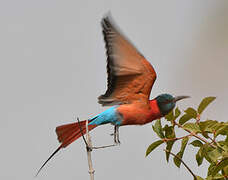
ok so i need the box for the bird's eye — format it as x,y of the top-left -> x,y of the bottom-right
162,99 -> 172,104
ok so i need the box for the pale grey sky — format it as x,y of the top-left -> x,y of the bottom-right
0,0 -> 228,180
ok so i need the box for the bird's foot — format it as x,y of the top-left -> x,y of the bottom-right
114,137 -> 121,145
114,142 -> 121,146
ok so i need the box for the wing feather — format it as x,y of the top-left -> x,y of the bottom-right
98,14 -> 156,106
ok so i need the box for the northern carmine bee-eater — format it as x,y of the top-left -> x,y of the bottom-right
36,14 -> 189,175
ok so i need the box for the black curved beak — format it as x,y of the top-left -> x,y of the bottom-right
173,96 -> 190,102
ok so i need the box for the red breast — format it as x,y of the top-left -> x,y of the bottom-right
118,99 -> 162,126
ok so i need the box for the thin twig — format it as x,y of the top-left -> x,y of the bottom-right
92,144 -> 116,149
196,114 -> 200,124
76,117 -> 89,148
208,135 -> 216,144
163,134 -> 193,142
77,117 -> 94,179
164,149 -> 197,180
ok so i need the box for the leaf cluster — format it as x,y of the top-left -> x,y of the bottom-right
146,97 -> 228,180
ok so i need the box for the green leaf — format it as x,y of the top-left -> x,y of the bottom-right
179,114 -> 193,125
178,107 -> 197,125
164,125 -> 175,138
217,141 -> 228,147
165,110 -> 174,121
225,135 -> 228,144
163,125 -> 176,162
152,119 -> 165,138
185,107 -> 198,119
207,174 -> 225,180
198,97 -> 216,114
208,162 -> 216,176
165,141 -> 175,162
183,123 -> 201,133
200,121 -> 224,136
201,144 -> 215,163
202,131 -> 210,138
213,123 -> 227,133
173,152 -> 182,168
211,157 -> 228,176
212,174 -> 225,180
174,107 -> 181,120
173,137 -> 189,167
196,147 -> 204,166
190,140 -> 203,147
146,140 -> 164,156
196,176 -> 204,180
207,148 -> 223,163
222,163 -> 228,176
216,144 -> 226,153
215,124 -> 228,137
180,137 -> 189,152
199,120 -> 218,133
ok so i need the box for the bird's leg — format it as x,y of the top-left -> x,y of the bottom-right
114,125 -> 121,145
90,126 -> 121,149
116,126 -> 121,144
114,126 -> 117,143
91,127 -> 119,149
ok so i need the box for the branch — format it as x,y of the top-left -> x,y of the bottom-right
174,121 -> 216,148
76,117 -> 90,149
77,117 -> 94,180
86,120 -> 95,180
164,149 -> 197,180
163,134 -> 192,142
196,114 -> 200,124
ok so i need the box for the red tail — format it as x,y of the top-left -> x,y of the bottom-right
36,120 -> 97,176
56,120 -> 97,148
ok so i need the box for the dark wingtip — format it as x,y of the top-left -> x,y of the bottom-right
101,12 -> 114,32
102,11 -> 112,23
35,146 -> 62,177
101,12 -> 121,34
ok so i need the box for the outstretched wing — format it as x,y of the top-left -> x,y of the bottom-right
98,14 -> 157,106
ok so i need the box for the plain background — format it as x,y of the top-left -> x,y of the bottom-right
0,0 -> 228,179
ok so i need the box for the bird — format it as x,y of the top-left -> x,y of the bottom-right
36,14 -> 189,176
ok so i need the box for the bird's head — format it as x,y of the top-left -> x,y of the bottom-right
156,94 -> 190,116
